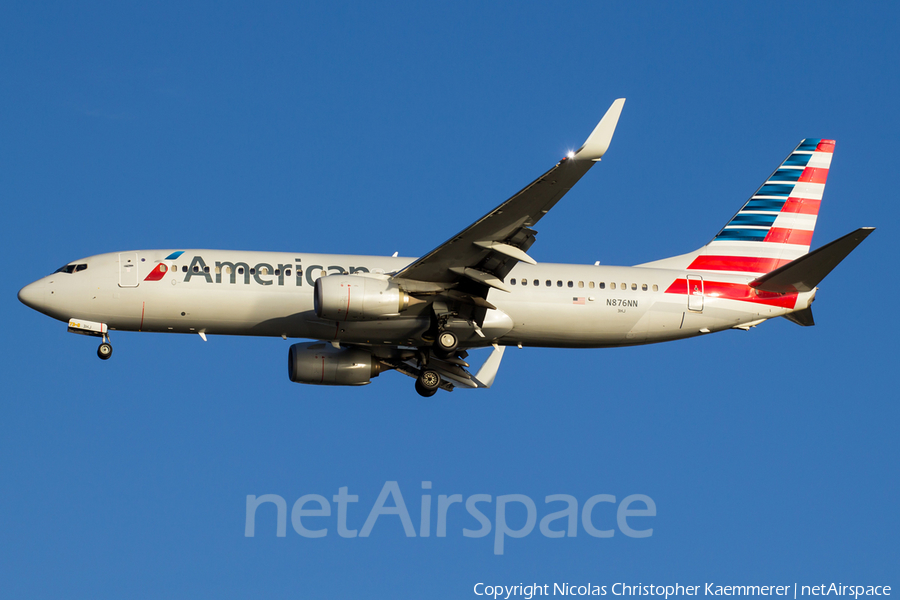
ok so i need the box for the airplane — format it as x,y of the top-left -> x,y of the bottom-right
18,99 -> 874,397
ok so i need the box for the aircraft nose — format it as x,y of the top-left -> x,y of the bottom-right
18,280 -> 46,311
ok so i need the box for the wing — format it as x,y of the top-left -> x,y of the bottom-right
392,99 -> 625,298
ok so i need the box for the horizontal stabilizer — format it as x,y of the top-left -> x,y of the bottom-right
782,307 -> 815,327
750,227 -> 875,294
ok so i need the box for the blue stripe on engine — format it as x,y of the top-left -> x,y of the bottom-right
715,229 -> 769,241
743,198 -> 787,211
796,139 -> 821,151
728,213 -> 779,227
782,153 -> 812,167
769,168 -> 803,182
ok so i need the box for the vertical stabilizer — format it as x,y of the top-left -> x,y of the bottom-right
687,139 -> 834,276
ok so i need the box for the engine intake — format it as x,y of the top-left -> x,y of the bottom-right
288,342 -> 382,386
314,275 -> 411,321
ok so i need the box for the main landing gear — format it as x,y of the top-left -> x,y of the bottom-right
416,302 -> 461,396
415,369 -> 441,398
97,334 -> 113,360
435,330 -> 458,354
415,328 -> 457,397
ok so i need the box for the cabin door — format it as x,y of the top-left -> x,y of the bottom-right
119,253 -> 139,288
687,275 -> 703,312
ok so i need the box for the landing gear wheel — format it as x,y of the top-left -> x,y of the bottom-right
435,330 -> 458,354
415,379 -> 438,397
415,369 -> 441,397
97,342 -> 113,360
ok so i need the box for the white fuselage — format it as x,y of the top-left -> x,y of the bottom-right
19,249 -> 812,349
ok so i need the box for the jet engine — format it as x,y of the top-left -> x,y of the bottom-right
288,342 -> 382,386
314,275 -> 411,321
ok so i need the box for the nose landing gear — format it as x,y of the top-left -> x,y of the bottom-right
97,333 -> 113,360
67,319 -> 113,361
97,342 -> 113,360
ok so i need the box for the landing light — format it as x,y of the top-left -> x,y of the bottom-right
566,151 -> 575,159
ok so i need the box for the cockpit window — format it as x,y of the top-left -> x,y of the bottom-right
54,263 -> 88,274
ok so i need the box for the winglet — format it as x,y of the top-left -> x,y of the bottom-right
472,345 -> 506,388
574,98 -> 626,161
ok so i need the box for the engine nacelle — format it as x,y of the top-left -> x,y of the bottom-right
314,275 -> 411,321
288,342 -> 382,386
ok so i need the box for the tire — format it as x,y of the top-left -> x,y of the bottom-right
416,369 -> 441,396
415,378 -> 439,397
97,343 -> 113,360
435,330 -> 458,353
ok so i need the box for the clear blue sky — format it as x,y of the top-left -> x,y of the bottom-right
2,2 -> 897,598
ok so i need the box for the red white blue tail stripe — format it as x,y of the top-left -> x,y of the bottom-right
687,139 -> 834,275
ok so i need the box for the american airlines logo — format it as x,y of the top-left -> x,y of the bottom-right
174,255 -> 374,287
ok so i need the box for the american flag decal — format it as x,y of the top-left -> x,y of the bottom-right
573,297 -> 585,305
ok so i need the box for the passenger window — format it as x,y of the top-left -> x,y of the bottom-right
286,269 -> 292,277
182,266 -> 188,272
224,266 -> 232,274
557,280 -> 563,287
621,283 -> 626,290
642,284 -> 648,291
521,278 -> 527,286
610,282 -> 616,290
192,266 -> 199,273
238,267 -> 244,274
250,268 -> 256,275
274,269 -> 280,276
588,281 -> 595,289
599,282 -> 605,289
652,284 -> 658,292
546,280 -> 551,287
534,279 -> 539,286
204,266 -> 210,273
631,283 -> 637,290
567,281 -> 573,288
511,278 -> 517,285
578,281 -> 584,288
